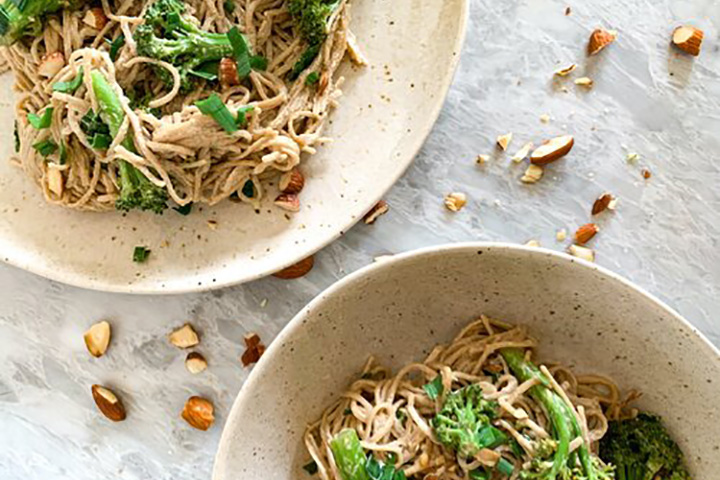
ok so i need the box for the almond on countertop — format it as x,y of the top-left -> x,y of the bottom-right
185,352 -> 208,374
91,385 -> 126,422
241,332 -> 266,367
672,26 -> 704,56
364,200 -> 389,224
568,244 -> 595,262
587,28 -> 617,56
444,192 -> 467,212
511,142 -> 534,163
554,64 -> 577,77
524,239 -> 541,248
591,192 -> 614,215
84,320 -> 111,358
273,255 -> 314,279
279,169 -> 305,194
575,223 -> 599,245
521,164 -> 544,184
556,229 -> 567,242
530,135 -> 574,165
496,133 -> 513,151
169,323 -> 200,349
476,154 -> 490,164
574,77 -> 594,88
181,396 -> 215,431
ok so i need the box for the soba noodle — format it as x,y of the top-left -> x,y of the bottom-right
305,316 -> 638,480
1,0 -> 360,211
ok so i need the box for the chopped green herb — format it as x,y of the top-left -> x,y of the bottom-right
33,139 -> 58,157
235,105 -> 254,128
223,0 -> 236,14
227,26 -> 251,80
469,469 -> 490,480
509,439 -> 524,458
241,179 -> 254,197
108,35 -> 125,62
290,43 -> 320,80
13,121 -> 19,152
133,246 -> 151,263
422,375 -> 444,400
496,457 -> 514,476
302,461 -> 318,475
195,93 -> 238,133
305,71 -> 320,86
189,60 -> 220,81
365,454 -> 406,480
52,68 -> 84,93
59,141 -> 67,165
27,107 -> 53,129
90,133 -> 112,150
173,203 -> 193,215
249,54 -> 268,71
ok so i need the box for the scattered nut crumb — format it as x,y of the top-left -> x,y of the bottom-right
206,220 -> 218,230
511,142 -> 534,163
364,200 -> 389,224
496,133 -> 513,151
181,396 -> 215,431
160,239 -> 170,248
574,77 -> 594,88
525,239 -> 541,248
588,28 -> 617,56
91,385 -> 126,422
444,192 -> 467,212
556,229 -> 567,242
84,321 -> 111,358
521,164 -> 544,184
591,192 -> 614,215
530,135 -> 574,165
565,6 -> 572,15
575,223 -> 600,245
568,244 -> 595,262
642,168 -> 652,179
241,332 -> 266,367
185,352 -> 208,374
539,114 -> 551,124
626,152 -> 639,163
169,324 -> 200,349
555,64 -> 577,77
476,154 -> 490,164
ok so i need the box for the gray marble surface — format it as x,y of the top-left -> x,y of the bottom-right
1,0 -> 719,478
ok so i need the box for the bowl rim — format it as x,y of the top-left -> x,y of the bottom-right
212,241 -> 720,478
0,0 -> 471,295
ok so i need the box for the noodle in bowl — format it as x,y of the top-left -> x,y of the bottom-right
1,0 -> 357,211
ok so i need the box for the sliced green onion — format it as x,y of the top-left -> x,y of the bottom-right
305,71 -> 320,86
235,105 -> 254,128
290,44 -> 321,80
302,461 -> 318,475
190,61 -> 220,81
250,54 -> 268,71
27,107 -> 53,129
90,133 -> 112,150
476,425 -> 508,449
227,27 -> 251,79
133,246 -> 151,263
107,34 -> 125,62
469,469 -> 490,480
59,141 -> 67,165
33,139 -> 58,157
52,68 -> 84,93
173,203 -> 193,215
496,457 -> 514,476
195,93 -> 238,133
422,375 -> 444,400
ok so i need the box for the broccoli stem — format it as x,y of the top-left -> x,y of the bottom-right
329,429 -> 370,480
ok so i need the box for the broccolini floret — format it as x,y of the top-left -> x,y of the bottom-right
287,0 -> 341,79
0,0 -> 84,46
134,0 -> 234,91
599,413 -> 691,480
431,384 -> 504,458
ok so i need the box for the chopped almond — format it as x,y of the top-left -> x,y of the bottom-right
591,192 -> 614,215
588,28 -> 617,56
672,26 -> 703,56
575,223 -> 599,245
574,77 -> 594,88
169,324 -> 200,349
555,64 -> 577,77
364,200 -> 389,224
444,192 -> 467,212
530,135 -> 574,165
38,52 -> 65,78
496,133 -> 513,151
568,244 -> 595,262
181,396 -> 215,431
521,164 -> 544,184
273,256 -> 314,279
511,142 -> 534,163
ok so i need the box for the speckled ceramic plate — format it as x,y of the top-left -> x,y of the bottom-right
0,0 -> 468,293
213,243 -> 720,480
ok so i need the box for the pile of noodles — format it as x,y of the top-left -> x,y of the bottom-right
305,316 -> 640,480
0,0 -> 362,211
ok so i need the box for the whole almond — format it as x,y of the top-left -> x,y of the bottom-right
273,255 -> 314,279
279,169 -> 305,194
575,223 -> 599,245
181,396 -> 215,431
588,28 -> 617,55
91,385 -> 126,422
530,135 -> 574,165
84,320 -> 111,358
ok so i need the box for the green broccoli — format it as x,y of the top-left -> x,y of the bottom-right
0,0 -> 86,46
501,348 -> 613,480
599,413 -> 691,480
287,0 -> 341,79
431,384 -> 505,458
134,0 -> 235,90
90,70 -> 167,214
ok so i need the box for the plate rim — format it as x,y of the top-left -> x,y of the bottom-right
211,240 -> 720,479
0,0 -> 471,295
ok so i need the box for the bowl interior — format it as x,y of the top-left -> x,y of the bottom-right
213,243 -> 720,479
0,0 -> 467,293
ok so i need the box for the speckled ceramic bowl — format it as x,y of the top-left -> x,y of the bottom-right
0,0 -> 468,293
213,242 -> 720,479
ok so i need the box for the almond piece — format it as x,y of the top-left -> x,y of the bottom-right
476,154 -> 490,164
574,77 -> 594,88
83,7 -> 108,30
241,343 -> 266,367
591,192 -> 613,215
274,193 -> 300,212
84,320 -> 111,358
496,133 -> 513,151
279,169 -> 305,194
556,229 -> 567,242
185,352 -> 208,374
169,323 -> 200,349
672,26 -> 703,56
364,200 -> 389,224
47,167 -> 64,197
218,57 -> 239,86
475,448 -> 501,467
575,223 -> 599,245
244,332 -> 262,348
91,385 -> 126,422
511,142 -> 534,163
641,168 -> 652,180
539,114 -> 551,124
181,396 -> 214,431
530,135 -> 574,165
568,244 -> 595,262
588,28 -> 617,55
525,239 -> 541,248
444,192 -> 467,212
273,255 -> 314,279
38,52 -> 65,78
554,64 -> 577,77
521,164 -> 544,184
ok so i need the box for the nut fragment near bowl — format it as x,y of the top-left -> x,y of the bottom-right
213,243 -> 720,480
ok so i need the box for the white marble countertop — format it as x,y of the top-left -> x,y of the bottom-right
1,0 -> 719,478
